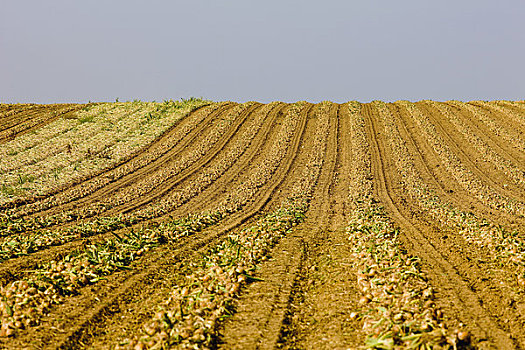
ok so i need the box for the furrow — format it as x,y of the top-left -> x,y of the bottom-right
415,101 -> 525,217
1,103 -> 312,349
0,103 -> 288,286
391,101 -> 523,226
103,103 -> 265,216
363,102 -> 518,349
440,101 -> 525,193
0,105 -> 81,144
0,102 -> 222,214
218,103 -> 338,349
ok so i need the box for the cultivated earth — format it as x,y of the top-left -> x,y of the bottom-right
0,99 -> 524,349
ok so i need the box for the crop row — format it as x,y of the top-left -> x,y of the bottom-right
409,101 -> 525,216
0,210 -> 225,338
0,102 -> 312,341
0,105 -> 79,142
347,101 -> 372,203
346,103 -> 470,348
375,101 -> 525,291
0,103 -> 303,266
347,201 -> 469,349
116,102 -> 331,349
4,100 -> 221,219
1,101 -> 245,233
0,100 -> 211,207
118,201 -> 307,349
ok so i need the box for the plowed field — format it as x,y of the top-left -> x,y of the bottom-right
1,100 -> 524,349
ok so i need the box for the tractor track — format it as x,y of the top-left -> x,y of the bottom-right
28,103 -> 241,220
0,103 -> 313,349
363,102 -> 520,349
0,102 -> 222,213
390,102 -> 525,227
278,103 -> 364,349
0,103 -> 288,287
218,103 -> 343,349
416,101 -> 525,207
3,100 -> 525,349
457,102 -> 525,165
281,103 -> 365,349
0,105 -> 81,144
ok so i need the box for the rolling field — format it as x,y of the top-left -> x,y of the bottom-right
0,99 -> 524,349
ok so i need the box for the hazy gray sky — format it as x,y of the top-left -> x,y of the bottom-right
1,1 -> 524,103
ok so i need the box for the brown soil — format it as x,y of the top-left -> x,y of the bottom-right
0,102 -> 219,212
1,101 -> 524,349
5,103 -> 232,216
417,101 -> 525,204
0,104 -> 82,143
363,102 -> 523,349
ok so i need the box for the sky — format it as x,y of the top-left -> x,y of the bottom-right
1,0 -> 524,103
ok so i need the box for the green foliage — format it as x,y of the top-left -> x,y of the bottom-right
0,184 -> 24,197
78,114 -> 95,123
52,167 -> 62,181
17,174 -> 35,185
